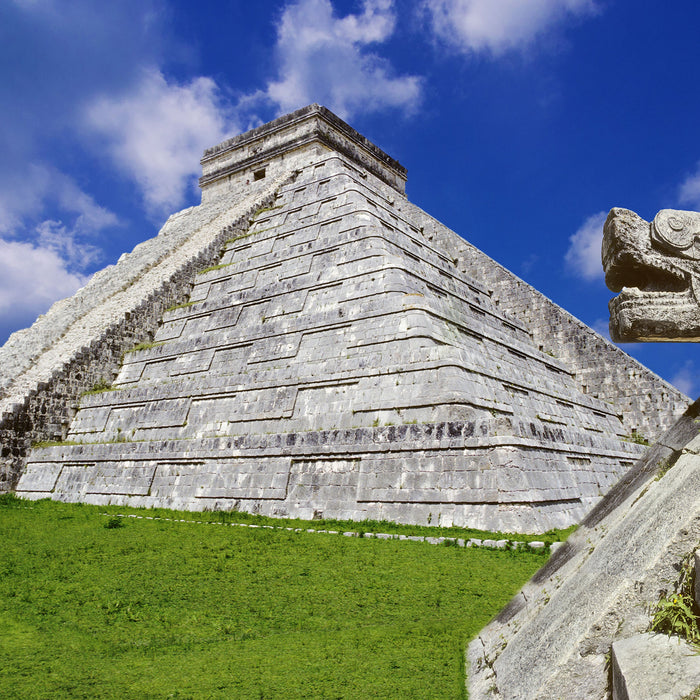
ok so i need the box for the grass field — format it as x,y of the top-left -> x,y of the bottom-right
0,495 -> 554,699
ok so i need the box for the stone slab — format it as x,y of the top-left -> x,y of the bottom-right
612,633 -> 700,700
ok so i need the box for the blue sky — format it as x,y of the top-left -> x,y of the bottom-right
1,0 -> 699,396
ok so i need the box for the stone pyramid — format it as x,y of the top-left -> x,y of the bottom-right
5,105 -> 688,532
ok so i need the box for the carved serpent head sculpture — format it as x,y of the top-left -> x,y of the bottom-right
603,207 -> 700,341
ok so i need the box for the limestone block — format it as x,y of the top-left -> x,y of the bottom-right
612,633 -> 700,700
16,462 -> 62,492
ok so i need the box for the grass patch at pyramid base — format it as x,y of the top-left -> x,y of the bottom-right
0,496 -> 549,699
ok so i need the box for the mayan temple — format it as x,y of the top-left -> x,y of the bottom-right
0,105 -> 689,533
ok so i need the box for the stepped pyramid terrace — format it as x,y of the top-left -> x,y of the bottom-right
1,105 -> 689,533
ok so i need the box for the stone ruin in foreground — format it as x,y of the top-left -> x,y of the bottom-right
0,105 -> 689,533
468,206 -> 700,698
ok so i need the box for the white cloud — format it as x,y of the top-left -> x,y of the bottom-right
0,164 -> 118,238
0,164 -> 116,335
0,163 -> 117,277
670,360 -> 696,397
53,176 -> 119,235
564,211 -> 607,281
423,0 -> 598,55
85,68 -> 232,215
35,220 -> 102,270
591,318 -> 611,340
679,165 -> 700,209
0,164 -> 52,235
0,238 -> 87,320
263,0 -> 422,119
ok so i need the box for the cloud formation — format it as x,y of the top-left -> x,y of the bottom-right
85,69 -> 232,215
423,0 -> 598,55
679,165 -> 700,209
262,0 -> 422,119
0,0 -> 168,336
0,162 -> 118,337
670,360 -> 696,397
0,238 -> 88,327
564,211 -> 607,281
0,164 -> 117,253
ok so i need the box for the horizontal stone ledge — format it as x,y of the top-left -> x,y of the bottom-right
357,496 -> 583,506
28,436 -> 640,461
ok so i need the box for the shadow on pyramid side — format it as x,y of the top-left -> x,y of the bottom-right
11,105 -> 688,533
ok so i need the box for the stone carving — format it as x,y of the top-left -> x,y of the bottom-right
603,206 -> 700,341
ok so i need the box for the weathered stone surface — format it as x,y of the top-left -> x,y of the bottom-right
0,171 -> 296,491
604,206 -> 700,341
467,398 -> 700,698
4,105 -> 689,532
612,633 -> 700,700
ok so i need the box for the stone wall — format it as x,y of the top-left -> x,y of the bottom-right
405,205 -> 689,441
1,104 -> 690,531
16,152 -> 649,532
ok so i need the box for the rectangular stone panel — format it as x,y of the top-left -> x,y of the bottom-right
139,359 -> 173,382
193,457 -> 291,499
157,319 -> 186,342
70,406 -> 112,434
115,361 -> 146,385
149,462 -> 203,498
234,301 -> 269,328
209,345 -> 250,374
264,291 -> 306,320
136,398 -> 192,429
247,334 -> 302,364
15,462 -> 62,492
287,458 -> 360,502
53,464 -> 95,495
221,269 -> 258,294
188,387 -> 295,425
168,350 -> 215,377
274,223 -> 320,250
85,461 -> 156,495
357,453 -> 500,503
204,306 -> 243,332
104,399 -> 190,432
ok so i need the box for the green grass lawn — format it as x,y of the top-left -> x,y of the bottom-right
0,495 -> 551,699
